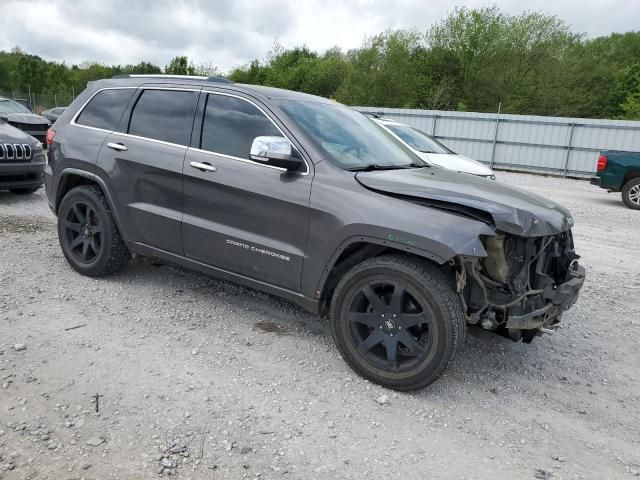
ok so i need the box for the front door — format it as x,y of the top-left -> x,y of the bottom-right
182,92 -> 312,291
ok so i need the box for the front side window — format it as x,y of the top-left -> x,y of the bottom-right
385,124 -> 453,154
75,89 -> 134,131
200,94 -> 281,160
128,89 -> 198,146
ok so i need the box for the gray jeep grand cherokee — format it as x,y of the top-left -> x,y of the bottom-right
44,75 -> 585,390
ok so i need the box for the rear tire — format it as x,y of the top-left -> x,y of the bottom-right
10,187 -> 40,195
622,178 -> 640,210
57,185 -> 130,276
330,254 -> 466,391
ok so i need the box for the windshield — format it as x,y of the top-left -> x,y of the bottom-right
385,123 -> 453,154
278,101 -> 421,169
0,99 -> 31,115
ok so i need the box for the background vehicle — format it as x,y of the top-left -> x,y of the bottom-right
0,96 -> 51,144
41,107 -> 66,123
372,117 -> 495,179
0,119 -> 46,194
45,75 -> 584,390
591,150 -> 640,209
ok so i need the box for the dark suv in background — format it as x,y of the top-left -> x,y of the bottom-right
45,75 -> 585,390
0,119 -> 46,194
0,96 -> 51,144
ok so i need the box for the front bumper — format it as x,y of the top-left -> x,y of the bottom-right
505,263 -> 586,330
0,160 -> 46,190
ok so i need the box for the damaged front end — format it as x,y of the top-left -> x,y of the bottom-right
457,230 -> 585,342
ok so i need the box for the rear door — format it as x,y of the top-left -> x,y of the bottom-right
96,87 -> 199,254
181,91 -> 313,291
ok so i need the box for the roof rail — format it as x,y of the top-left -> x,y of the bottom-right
206,76 -> 234,84
111,74 -> 233,84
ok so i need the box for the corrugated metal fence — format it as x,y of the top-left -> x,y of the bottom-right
356,107 -> 640,177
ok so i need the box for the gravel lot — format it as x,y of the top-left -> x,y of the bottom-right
1,171 -> 639,480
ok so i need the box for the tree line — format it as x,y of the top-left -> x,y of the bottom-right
1,6 -> 639,119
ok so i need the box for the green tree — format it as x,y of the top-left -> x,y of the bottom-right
165,56 -> 195,75
612,63 -> 640,119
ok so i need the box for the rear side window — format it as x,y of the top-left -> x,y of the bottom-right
128,89 -> 198,146
201,94 -> 281,159
75,89 -> 134,131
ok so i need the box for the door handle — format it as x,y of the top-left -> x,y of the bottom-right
190,161 -> 217,172
107,142 -> 128,152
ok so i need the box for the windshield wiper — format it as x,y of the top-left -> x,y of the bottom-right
347,163 -> 427,172
347,164 -> 406,172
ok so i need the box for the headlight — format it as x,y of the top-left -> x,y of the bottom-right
34,141 -> 44,151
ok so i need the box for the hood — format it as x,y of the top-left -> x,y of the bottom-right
417,152 -> 493,176
0,120 -> 36,144
0,112 -> 51,126
355,167 -> 574,237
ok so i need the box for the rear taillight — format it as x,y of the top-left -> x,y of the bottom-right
597,155 -> 607,172
46,128 -> 56,146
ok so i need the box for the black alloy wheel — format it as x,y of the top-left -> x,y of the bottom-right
57,185 -> 130,276
62,201 -> 103,265
346,282 -> 434,372
330,255 -> 466,391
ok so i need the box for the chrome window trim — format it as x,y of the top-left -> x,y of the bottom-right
188,146 -> 292,173
69,86 -> 310,175
111,131 -> 188,150
198,90 -> 310,175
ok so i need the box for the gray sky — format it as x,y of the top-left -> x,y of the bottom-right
1,0 -> 638,72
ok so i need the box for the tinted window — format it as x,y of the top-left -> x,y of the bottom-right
201,94 -> 281,159
75,89 -> 134,130
128,90 -> 198,146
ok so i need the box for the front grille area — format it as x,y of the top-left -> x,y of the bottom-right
0,143 -> 32,162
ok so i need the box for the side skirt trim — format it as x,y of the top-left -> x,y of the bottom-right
131,242 -> 320,314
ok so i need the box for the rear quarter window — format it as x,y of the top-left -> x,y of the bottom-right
75,89 -> 135,131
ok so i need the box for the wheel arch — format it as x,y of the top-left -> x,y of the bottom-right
315,236 -> 459,316
56,168 -> 130,245
623,170 -> 640,185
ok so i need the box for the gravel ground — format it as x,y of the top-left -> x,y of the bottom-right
0,171 -> 639,480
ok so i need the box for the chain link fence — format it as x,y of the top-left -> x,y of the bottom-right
0,91 -> 76,114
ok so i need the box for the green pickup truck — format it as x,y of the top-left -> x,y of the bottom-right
591,150 -> 640,210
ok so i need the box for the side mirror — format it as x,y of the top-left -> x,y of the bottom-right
250,136 -> 303,171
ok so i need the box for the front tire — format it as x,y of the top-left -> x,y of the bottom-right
57,185 -> 130,276
622,178 -> 640,210
330,255 -> 466,391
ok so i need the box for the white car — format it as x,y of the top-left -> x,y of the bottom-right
372,117 -> 495,179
